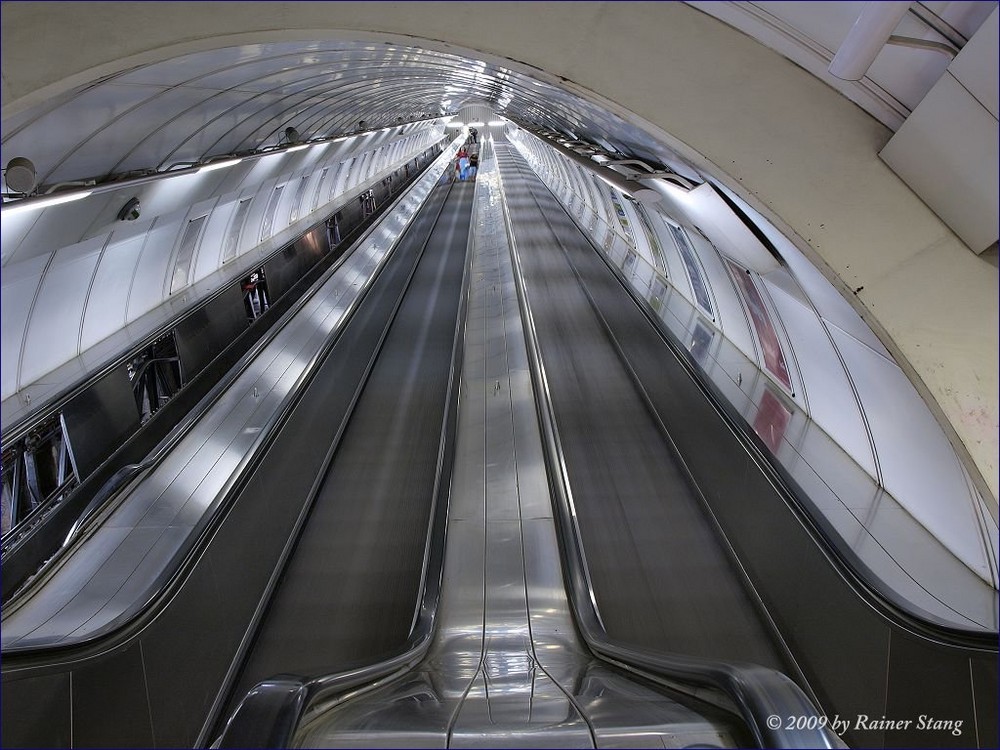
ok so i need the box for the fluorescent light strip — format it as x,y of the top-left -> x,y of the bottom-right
285,144 -> 310,153
2,190 -> 93,215
198,158 -> 243,173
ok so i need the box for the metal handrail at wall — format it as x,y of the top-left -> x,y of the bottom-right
510,129 -> 998,636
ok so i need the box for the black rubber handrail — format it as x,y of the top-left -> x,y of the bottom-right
214,171 -> 475,749
496,149 -> 844,750
1,150 -> 450,652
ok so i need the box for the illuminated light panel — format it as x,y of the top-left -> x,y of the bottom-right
2,190 -> 93,215
198,158 -> 242,173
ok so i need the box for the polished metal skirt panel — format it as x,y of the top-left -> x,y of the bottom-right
493,145 -> 789,672
296,148 -> 744,749
0,159 -> 454,651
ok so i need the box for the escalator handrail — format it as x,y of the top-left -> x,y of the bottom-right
1,144 -> 450,603
1,149 -> 452,655
496,148 -> 844,750
215,167 -> 475,749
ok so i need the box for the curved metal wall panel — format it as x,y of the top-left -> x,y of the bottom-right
20,238 -> 106,389
714,182 -> 893,360
169,215 -> 209,295
764,280 -> 877,477
4,85 -> 159,184
0,125 -> 442,429
81,227 -> 150,352
0,255 -> 50,401
128,213 -> 186,322
194,197 -> 235,281
832,326 -> 997,582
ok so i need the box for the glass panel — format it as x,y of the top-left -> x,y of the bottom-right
259,184 -> 285,241
222,197 -> 253,263
169,215 -> 206,294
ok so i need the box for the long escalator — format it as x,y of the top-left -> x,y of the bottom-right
496,147 -> 794,672
4,139 -> 993,749
219,146 -> 838,750
223,177 -> 474,711
0,164 -> 476,749
492,143 -> 995,749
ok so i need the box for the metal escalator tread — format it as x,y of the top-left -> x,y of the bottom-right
498,148 -> 788,670
227,181 -> 475,711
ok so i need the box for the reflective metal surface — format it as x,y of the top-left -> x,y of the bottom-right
507,129 -> 998,633
0,145 -> 461,651
2,123 -> 442,430
294,144 -> 747,749
1,40 -> 692,194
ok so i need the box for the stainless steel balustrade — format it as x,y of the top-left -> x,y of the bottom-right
0,141 -> 471,748
219,142 -> 839,750
0,141 -> 463,653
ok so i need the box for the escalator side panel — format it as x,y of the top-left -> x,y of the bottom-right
0,182 -> 456,749
224,182 -> 476,717
502,148 -> 997,749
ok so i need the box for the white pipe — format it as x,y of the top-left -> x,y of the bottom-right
828,1 -> 911,81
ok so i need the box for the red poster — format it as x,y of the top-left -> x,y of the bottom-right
727,260 -> 791,390
753,389 -> 791,454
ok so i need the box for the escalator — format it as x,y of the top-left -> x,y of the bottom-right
221,143 -> 994,749
497,146 -> 799,672
4,138 -> 994,750
0,156 -> 474,749
220,177 -> 475,715
493,144 -> 997,749
217,146 -> 839,750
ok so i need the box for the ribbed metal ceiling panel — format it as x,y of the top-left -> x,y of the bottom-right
2,39 -> 690,194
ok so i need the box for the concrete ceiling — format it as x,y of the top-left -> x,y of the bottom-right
693,1 -> 996,128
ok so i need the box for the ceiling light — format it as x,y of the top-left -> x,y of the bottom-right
285,144 -> 309,153
2,190 -> 93,215
198,157 -> 243,173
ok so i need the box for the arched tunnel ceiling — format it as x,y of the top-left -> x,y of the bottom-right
0,2 -> 995,503
1,39 -> 693,195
